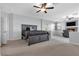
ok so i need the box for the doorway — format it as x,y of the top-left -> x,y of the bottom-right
1,11 -> 9,46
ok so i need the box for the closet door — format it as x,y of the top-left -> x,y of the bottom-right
1,12 -> 9,44
0,11 -> 1,46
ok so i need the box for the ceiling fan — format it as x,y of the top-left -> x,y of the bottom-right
33,3 -> 54,13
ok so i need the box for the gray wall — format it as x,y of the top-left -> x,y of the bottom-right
12,14 -> 52,40
69,32 -> 79,44
13,14 -> 41,40
0,12 -> 53,41
8,13 -> 13,40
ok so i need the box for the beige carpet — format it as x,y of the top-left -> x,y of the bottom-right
0,47 -> 1,56
1,39 -> 79,56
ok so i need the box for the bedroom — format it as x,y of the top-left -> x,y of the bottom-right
0,3 -> 79,56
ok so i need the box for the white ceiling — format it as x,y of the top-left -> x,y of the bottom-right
0,3 -> 79,22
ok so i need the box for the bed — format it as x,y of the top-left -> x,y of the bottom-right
21,24 -> 49,46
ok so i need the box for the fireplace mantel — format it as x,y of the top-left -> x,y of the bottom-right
64,18 -> 79,32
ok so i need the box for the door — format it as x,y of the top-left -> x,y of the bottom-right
0,12 -> 1,46
1,12 -> 9,45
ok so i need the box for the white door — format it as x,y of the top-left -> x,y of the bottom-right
0,11 -> 1,46
1,12 -> 9,44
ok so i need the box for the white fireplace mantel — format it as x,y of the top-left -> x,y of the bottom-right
64,18 -> 79,32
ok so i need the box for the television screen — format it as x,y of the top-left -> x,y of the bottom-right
66,22 -> 76,26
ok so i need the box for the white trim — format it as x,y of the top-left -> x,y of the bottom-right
70,42 -> 79,45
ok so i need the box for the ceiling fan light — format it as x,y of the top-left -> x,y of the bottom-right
41,8 -> 46,12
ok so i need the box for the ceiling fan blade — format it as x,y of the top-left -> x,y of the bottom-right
41,3 -> 47,8
33,5 -> 40,8
43,3 -> 47,6
44,11 -> 47,13
36,10 -> 41,13
46,7 -> 54,9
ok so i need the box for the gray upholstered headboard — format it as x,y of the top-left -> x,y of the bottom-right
22,24 -> 37,31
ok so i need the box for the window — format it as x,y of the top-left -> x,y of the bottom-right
57,23 -> 61,30
49,24 -> 55,31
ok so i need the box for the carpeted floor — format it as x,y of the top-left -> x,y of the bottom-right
0,47 -> 1,56
1,39 -> 79,56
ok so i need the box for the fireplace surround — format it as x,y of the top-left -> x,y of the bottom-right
67,28 -> 77,32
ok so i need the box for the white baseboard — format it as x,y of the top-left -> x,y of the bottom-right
70,42 -> 79,45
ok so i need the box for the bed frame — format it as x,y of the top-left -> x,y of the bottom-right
21,24 -> 49,46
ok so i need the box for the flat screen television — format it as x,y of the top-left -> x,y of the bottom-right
66,22 -> 76,26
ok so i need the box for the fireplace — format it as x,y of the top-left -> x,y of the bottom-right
67,28 -> 77,32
